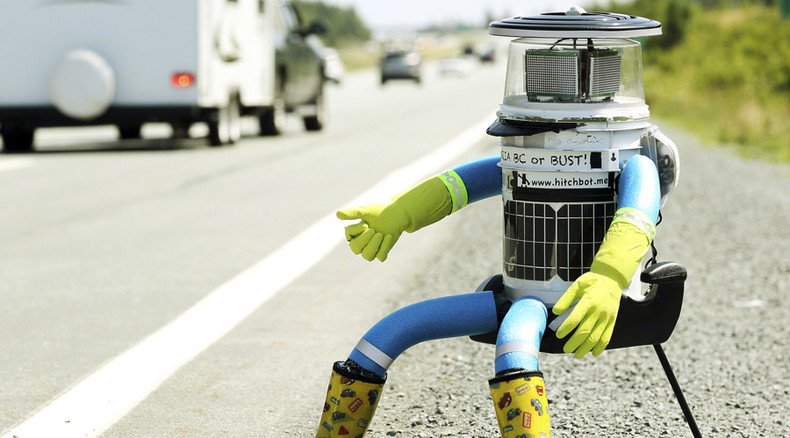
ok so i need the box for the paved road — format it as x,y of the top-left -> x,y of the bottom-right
1,60 -> 788,438
0,62 -> 500,436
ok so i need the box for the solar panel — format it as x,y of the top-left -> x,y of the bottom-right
503,200 -> 615,282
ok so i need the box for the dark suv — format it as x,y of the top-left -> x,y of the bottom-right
259,1 -> 327,135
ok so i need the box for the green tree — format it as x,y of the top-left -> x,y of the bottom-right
292,0 -> 371,47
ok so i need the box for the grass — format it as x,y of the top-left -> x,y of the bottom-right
640,5 -> 790,162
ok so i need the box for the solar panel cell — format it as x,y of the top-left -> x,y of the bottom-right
503,199 -> 616,282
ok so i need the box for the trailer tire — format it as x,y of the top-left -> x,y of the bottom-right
259,96 -> 286,136
208,96 -> 241,147
1,126 -> 35,153
227,95 -> 241,144
303,88 -> 325,132
118,124 -> 142,140
208,108 -> 227,146
170,122 -> 190,139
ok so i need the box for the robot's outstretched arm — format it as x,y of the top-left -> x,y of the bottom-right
337,155 -> 501,261
451,154 -> 502,204
553,155 -> 660,358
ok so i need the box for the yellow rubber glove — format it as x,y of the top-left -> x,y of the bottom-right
337,175 -> 459,262
552,271 -> 622,359
552,217 -> 654,358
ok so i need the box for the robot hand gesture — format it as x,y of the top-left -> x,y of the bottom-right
553,272 -> 622,359
337,203 -> 409,262
337,176 -> 457,263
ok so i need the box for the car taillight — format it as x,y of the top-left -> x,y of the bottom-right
171,72 -> 195,88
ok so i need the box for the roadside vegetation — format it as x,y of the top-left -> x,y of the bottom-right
296,0 -> 788,162
292,1 -> 487,70
606,0 -> 790,161
292,0 -> 370,46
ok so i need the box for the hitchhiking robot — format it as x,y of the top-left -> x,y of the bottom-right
316,7 -> 682,438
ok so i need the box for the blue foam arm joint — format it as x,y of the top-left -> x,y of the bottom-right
452,155 -> 501,204
617,155 -> 661,223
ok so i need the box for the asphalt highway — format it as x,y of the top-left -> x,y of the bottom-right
0,61 -> 787,438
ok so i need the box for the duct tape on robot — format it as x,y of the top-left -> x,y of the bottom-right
500,146 -> 620,172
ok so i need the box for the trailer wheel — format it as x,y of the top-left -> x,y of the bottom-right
303,89 -> 325,132
1,126 -> 35,153
207,107 -> 228,146
259,96 -> 286,136
118,124 -> 142,140
208,96 -> 242,147
227,95 -> 241,144
170,122 -> 190,139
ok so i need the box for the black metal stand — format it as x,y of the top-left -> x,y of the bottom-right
653,344 -> 702,438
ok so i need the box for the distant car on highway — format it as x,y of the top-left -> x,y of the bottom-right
307,38 -> 344,85
323,48 -> 345,85
478,46 -> 497,63
380,50 -> 422,85
306,35 -> 344,85
438,57 -> 474,77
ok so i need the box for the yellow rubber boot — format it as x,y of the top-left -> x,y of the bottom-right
316,361 -> 386,438
489,371 -> 551,438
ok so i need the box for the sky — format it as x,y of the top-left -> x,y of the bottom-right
324,0 -> 597,31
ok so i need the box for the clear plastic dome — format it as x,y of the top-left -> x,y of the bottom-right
503,37 -> 644,106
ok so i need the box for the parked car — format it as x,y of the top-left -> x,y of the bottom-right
270,1 -> 328,134
380,50 -> 422,85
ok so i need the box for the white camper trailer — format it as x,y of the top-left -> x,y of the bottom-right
0,0 -> 322,152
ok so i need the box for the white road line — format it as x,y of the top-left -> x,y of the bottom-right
0,158 -> 33,173
1,116 -> 494,438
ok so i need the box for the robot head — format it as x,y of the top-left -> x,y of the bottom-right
488,7 -> 662,127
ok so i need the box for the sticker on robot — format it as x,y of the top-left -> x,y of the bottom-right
348,398 -> 363,413
531,398 -> 544,416
331,412 -> 350,423
501,147 -> 619,171
522,412 -> 532,428
515,383 -> 531,395
510,171 -> 610,189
